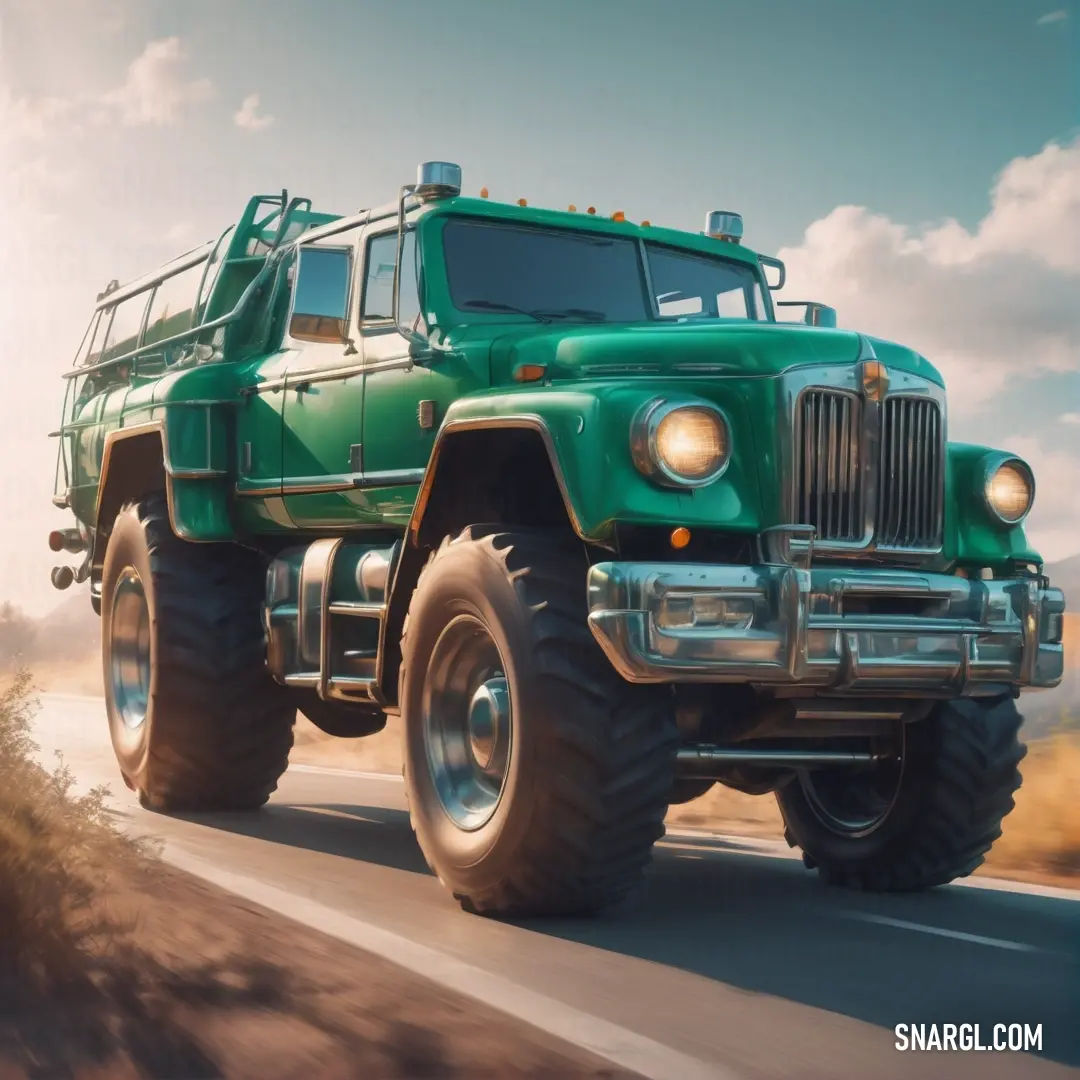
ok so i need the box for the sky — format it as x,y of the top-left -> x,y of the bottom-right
1,0 -> 1077,615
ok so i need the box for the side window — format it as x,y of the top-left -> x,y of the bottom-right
100,291 -> 149,363
361,230 -> 420,329
289,246 -> 351,343
143,260 -> 205,351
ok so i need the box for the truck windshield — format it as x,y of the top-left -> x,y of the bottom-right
443,219 -> 649,323
442,218 -> 771,324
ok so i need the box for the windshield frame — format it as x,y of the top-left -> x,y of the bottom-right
433,213 -> 774,327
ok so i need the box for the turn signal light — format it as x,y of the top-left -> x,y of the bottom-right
670,527 -> 692,550
513,363 -> 547,383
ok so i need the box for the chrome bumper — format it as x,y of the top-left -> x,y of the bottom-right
586,561 -> 1066,695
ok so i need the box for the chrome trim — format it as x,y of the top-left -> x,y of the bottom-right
361,467 -> 425,487
779,362 -> 948,561
629,397 -> 732,489
587,560 -> 1065,694
677,746 -> 887,769
980,452 -> 1035,526
238,467 -> 425,499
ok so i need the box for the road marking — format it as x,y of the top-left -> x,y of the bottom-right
842,912 -> 1041,952
160,844 -> 738,1080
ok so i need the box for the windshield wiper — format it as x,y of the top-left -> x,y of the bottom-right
459,299 -> 554,323
531,307 -> 608,323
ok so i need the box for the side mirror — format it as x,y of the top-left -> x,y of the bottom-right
775,301 -> 838,328
759,255 -> 786,291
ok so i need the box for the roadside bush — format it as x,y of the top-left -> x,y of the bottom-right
0,669 -> 145,985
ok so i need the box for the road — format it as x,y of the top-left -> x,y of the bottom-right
31,694 -> 1080,1080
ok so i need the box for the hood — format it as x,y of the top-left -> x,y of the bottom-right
473,321 -> 944,387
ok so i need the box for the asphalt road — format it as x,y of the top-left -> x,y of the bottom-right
31,694 -> 1080,1080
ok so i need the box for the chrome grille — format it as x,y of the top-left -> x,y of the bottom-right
877,396 -> 944,548
793,388 -> 944,550
794,390 -> 864,542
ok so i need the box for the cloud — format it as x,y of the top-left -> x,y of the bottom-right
775,136 -> 1080,560
1035,10 -> 1068,25
100,37 -> 214,126
775,135 -> 1080,413
234,92 -> 274,132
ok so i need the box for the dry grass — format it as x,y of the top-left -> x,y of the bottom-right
0,669 -> 150,986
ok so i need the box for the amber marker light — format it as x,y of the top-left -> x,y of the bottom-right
587,206 -> 596,214
612,210 -> 625,222
568,204 -> 577,212
513,363 -> 547,383
480,186 -> 489,198
518,198 -> 528,206
670,527 -> 692,550
641,220 -> 651,226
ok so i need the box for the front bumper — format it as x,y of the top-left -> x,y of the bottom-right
586,561 -> 1066,694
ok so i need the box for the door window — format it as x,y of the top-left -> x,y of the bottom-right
290,246 -> 351,343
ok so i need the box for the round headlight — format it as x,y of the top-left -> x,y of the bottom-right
631,400 -> 731,487
984,457 -> 1035,525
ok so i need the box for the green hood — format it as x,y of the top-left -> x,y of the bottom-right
471,321 -> 944,387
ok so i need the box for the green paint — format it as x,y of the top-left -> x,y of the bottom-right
53,187 -> 1043,575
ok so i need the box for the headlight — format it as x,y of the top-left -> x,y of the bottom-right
983,456 -> 1035,525
631,399 -> 731,487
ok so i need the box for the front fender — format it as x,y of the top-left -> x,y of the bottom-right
410,383 -> 764,544
945,442 -> 1042,567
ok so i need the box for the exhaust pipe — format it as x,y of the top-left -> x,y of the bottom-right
677,745 -> 889,774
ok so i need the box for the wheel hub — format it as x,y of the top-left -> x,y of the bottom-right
110,567 -> 151,731
422,616 -> 513,831
467,677 -> 509,772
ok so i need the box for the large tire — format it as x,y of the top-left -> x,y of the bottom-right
100,494 -> 294,811
776,696 -> 1026,891
400,527 -> 679,917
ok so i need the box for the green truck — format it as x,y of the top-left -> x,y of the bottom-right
50,162 -> 1066,916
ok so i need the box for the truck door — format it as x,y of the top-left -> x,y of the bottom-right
358,225 -> 480,529
279,224 -> 379,528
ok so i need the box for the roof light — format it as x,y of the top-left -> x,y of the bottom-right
587,206 -> 596,215
612,210 -> 625,222
568,204 -> 577,212
705,211 -> 743,244
480,186 -> 489,198
641,220 -> 651,227
414,161 -> 462,200
517,198 -> 527,206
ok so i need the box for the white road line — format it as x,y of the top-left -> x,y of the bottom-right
842,912 -> 1041,952
160,844 -> 738,1080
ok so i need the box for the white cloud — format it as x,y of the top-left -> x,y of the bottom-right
1061,413 -> 1080,425
234,92 -> 274,132
774,135 -> 1080,414
1036,10 -> 1068,25
164,222 -> 193,245
100,37 -> 214,126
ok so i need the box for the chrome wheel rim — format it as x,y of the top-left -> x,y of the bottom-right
799,733 -> 905,838
110,567 -> 151,731
422,615 -> 512,830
